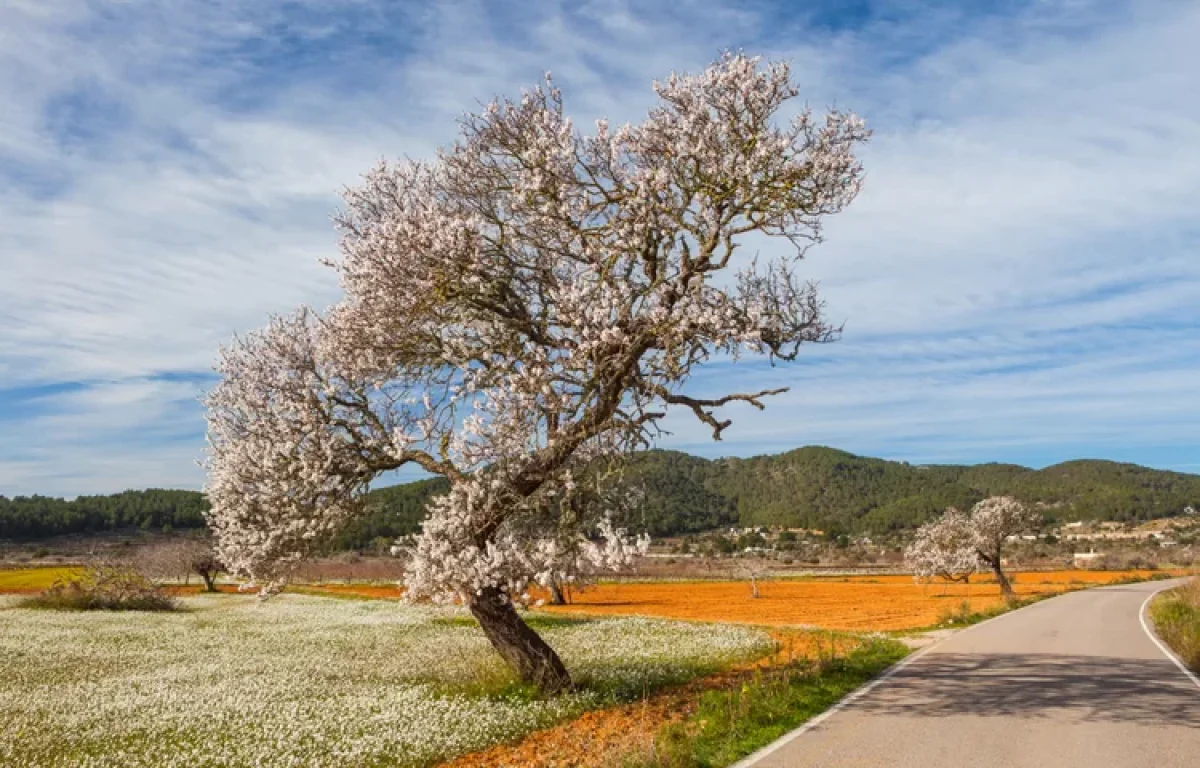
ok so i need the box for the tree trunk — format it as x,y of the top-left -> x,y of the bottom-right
749,574 -> 760,599
200,571 -> 217,593
549,579 -> 567,606
983,555 -> 1015,600
468,586 -> 572,694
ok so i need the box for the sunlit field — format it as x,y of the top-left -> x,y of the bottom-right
537,570 -> 1178,630
0,593 -> 770,768
0,566 -> 81,593
2,567 -> 1175,632
275,569 -> 1181,631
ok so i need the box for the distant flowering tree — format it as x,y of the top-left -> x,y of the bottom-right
204,52 -> 868,693
971,495 -> 1041,599
906,496 -> 1041,600
904,507 -> 980,585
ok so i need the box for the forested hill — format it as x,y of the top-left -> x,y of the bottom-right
0,490 -> 208,539
5,447 -> 1200,543
692,447 -> 1200,534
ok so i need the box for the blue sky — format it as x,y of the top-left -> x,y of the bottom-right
2,0 -> 1199,497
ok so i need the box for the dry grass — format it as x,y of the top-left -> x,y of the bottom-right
20,563 -> 177,612
0,566 -> 83,593
1150,576 -> 1200,671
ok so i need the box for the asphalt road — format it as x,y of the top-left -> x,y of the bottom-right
739,579 -> 1200,768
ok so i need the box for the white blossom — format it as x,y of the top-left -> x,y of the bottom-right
0,594 -> 770,767
904,507 -> 980,582
205,53 -> 867,620
906,496 -> 1041,594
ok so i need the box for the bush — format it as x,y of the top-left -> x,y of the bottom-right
20,561 -> 177,612
1150,577 -> 1200,672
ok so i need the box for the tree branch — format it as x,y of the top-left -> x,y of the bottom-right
661,387 -> 788,440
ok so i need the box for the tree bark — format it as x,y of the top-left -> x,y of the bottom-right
982,553 -> 1015,600
199,570 -> 217,593
548,579 -> 567,606
468,586 -> 572,694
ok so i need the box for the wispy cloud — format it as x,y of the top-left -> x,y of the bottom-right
2,0 -> 1198,496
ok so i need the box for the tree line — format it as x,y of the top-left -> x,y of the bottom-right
0,490 -> 208,538
5,446 -> 1199,543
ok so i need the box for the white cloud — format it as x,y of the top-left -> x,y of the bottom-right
2,0 -> 1199,495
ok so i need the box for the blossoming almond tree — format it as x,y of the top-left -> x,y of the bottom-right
971,495 -> 1041,599
905,496 -> 1041,600
904,507 -> 980,585
204,53 -> 869,693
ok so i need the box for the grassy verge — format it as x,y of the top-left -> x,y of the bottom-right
1149,577 -> 1200,672
624,636 -> 910,767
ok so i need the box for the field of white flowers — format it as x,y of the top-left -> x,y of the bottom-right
0,593 -> 771,767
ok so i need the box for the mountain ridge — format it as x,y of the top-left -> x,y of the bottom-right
4,446 -> 1198,544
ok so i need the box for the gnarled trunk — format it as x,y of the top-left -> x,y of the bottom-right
200,570 -> 217,593
468,586 -> 571,694
981,553 -> 1015,600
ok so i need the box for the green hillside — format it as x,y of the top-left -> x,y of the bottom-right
4,447 -> 1199,543
692,447 -> 1200,533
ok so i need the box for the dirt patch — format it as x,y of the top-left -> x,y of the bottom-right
439,630 -> 856,768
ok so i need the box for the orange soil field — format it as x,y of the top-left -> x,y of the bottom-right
536,570 -> 1182,631
286,569 -> 1184,631
2,567 -> 1185,632
442,629 -> 859,768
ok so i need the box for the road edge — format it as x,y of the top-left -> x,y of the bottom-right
728,587 -> 1064,768
1138,582 -> 1200,691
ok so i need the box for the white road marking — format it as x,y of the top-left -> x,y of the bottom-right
1138,584 -> 1200,692
731,593 -> 1056,768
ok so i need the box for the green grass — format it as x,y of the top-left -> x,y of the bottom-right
930,596 -> 1035,629
1149,577 -> 1200,672
626,637 -> 910,767
0,594 -> 773,767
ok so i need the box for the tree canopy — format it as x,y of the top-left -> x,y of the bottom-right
202,53 -> 868,692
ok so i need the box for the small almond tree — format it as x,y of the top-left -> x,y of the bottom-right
204,53 -> 868,693
188,546 -> 222,593
134,538 -> 223,592
905,497 -> 1040,601
971,496 -> 1040,600
734,558 -> 772,598
904,507 -> 980,585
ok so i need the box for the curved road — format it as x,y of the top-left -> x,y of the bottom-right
739,579 -> 1200,768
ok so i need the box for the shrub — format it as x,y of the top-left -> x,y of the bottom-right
1150,577 -> 1200,672
21,561 -> 177,612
